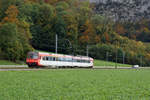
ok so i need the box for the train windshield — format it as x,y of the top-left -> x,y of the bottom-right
27,52 -> 38,59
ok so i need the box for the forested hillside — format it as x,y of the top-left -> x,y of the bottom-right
0,0 -> 150,66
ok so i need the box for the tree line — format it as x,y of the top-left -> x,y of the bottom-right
0,0 -> 150,66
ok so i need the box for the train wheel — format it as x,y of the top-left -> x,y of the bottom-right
35,66 -> 40,68
28,65 -> 33,68
89,66 -> 93,68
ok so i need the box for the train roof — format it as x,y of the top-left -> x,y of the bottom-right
36,51 -> 93,60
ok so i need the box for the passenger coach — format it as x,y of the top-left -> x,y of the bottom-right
26,52 -> 93,68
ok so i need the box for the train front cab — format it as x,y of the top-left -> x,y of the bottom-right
26,52 -> 40,68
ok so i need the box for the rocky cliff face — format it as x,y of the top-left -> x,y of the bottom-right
91,0 -> 150,21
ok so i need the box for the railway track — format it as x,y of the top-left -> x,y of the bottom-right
0,66 -> 150,71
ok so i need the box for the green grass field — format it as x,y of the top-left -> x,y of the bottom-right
0,69 -> 150,100
0,60 -> 19,65
94,60 -> 132,67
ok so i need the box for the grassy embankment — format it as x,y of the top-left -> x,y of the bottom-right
0,69 -> 149,100
94,60 -> 132,67
0,60 -> 19,65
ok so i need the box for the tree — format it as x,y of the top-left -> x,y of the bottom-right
30,4 -> 55,51
79,20 -> 96,45
0,5 -> 19,26
0,23 -> 23,61
0,5 -> 33,61
115,23 -> 126,35
91,14 -> 114,43
44,0 -> 58,5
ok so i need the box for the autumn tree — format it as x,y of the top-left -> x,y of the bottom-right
0,5 -> 32,61
1,5 -> 19,25
115,23 -> 126,35
91,15 -> 114,43
79,20 -> 96,45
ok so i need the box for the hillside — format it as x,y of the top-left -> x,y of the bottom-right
0,0 -> 150,66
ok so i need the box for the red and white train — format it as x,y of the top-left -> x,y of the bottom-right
26,51 -> 93,68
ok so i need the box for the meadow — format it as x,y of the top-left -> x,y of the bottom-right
94,60 -> 132,67
0,60 -> 19,65
0,69 -> 150,100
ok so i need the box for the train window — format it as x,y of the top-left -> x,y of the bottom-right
69,58 -> 73,62
46,57 -> 49,60
63,58 -> 67,62
57,57 -> 73,62
77,59 -> 80,62
66,58 -> 68,62
82,60 -> 84,63
58,57 -> 60,61
63,58 -> 66,62
42,57 -> 46,60
73,59 -> 77,62
80,60 -> 90,63
58,57 -> 64,61
27,52 -> 38,59
65,58 -> 72,62
64,58 -> 66,61
85,60 -> 90,63
53,57 -> 55,61
63,58 -> 65,61
85,60 -> 87,63
41,56 -> 60,61
48,57 -> 53,61
48,57 -> 51,61
52,57 -> 55,61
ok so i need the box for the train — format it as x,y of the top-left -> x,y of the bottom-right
26,51 -> 94,68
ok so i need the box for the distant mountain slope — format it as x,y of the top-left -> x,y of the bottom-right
90,0 -> 150,21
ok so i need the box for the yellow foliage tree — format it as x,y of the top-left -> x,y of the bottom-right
2,5 -> 19,24
115,23 -> 126,35
79,20 -> 97,44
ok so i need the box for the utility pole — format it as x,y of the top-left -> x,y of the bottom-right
123,52 -> 125,64
106,52 -> 109,67
115,50 -> 117,69
86,45 -> 88,57
106,52 -> 109,62
55,34 -> 58,54
140,56 -> 142,67
115,41 -> 118,69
